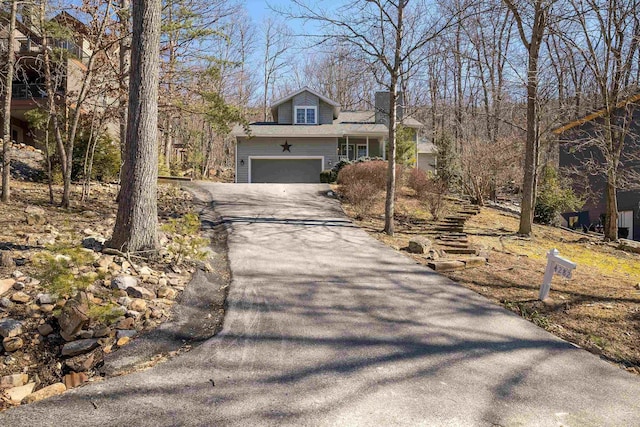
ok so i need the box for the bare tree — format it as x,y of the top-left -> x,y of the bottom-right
1,0 -> 17,202
503,0 -> 553,236
288,0 -> 467,235
109,0 -> 160,252
560,0 -> 640,240
261,17 -> 291,121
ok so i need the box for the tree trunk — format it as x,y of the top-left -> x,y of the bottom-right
383,0 -> 405,236
119,0 -> 131,165
604,170 -> 618,241
1,0 -> 17,203
109,0 -> 161,253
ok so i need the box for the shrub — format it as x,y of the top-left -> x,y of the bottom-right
407,168 -> 430,198
320,169 -> 337,183
33,246 -> 97,297
87,302 -> 125,325
73,134 -> 121,182
534,166 -> 583,225
423,178 -> 449,220
337,160 -> 387,218
161,213 -> 209,265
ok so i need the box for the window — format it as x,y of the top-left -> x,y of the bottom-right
295,106 -> 317,124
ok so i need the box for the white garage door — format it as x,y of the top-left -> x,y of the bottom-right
250,158 -> 323,183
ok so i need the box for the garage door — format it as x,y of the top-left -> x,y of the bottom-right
250,158 -> 322,183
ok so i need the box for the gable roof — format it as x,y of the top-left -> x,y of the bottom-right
232,109 -> 423,138
553,92 -> 640,135
270,87 -> 341,120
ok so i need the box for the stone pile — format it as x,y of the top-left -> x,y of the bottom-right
0,252 -> 192,408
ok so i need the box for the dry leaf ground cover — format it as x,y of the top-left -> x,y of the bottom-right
339,187 -> 640,374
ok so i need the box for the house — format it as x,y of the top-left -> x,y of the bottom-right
0,11 -> 100,147
232,87 -> 423,183
416,137 -> 437,174
554,93 -> 640,241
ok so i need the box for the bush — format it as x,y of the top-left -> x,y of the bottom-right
161,213 -> 209,265
73,134 -> 121,182
423,178 -> 449,220
407,168 -> 430,198
320,169 -> 337,183
534,166 -> 583,225
337,160 -> 387,218
33,246 -> 97,297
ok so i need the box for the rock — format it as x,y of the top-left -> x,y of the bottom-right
22,383 -> 66,404
58,295 -> 89,337
63,372 -> 88,389
64,349 -> 103,372
5,382 -> 35,403
2,337 -> 24,352
0,373 -> 28,388
116,329 -> 137,340
93,326 -> 111,338
138,266 -> 153,276
116,336 -> 130,346
36,293 -> 55,305
408,237 -> 433,254
168,278 -> 181,286
12,281 -> 24,291
0,319 -> 23,337
25,205 -> 46,226
0,251 -> 15,268
126,286 -> 155,300
82,236 -> 106,251
0,297 -> 14,308
111,275 -> 138,290
10,292 -> 30,303
40,304 -> 55,313
126,310 -> 142,319
11,270 -> 24,279
61,339 -> 99,357
157,286 -> 176,299
146,276 -> 159,285
158,278 -> 168,287
115,317 -> 135,330
117,296 -> 132,307
37,323 -> 54,336
0,278 -> 15,296
95,255 -> 113,269
76,330 -> 94,339
60,330 -> 75,342
130,299 -> 147,312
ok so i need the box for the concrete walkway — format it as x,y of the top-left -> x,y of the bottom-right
2,183 -> 639,426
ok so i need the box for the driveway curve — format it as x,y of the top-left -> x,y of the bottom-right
1,183 -> 639,426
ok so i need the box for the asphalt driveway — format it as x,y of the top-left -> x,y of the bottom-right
2,183 -> 639,426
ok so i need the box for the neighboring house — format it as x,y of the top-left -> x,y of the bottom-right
0,12 -> 100,147
554,93 -> 640,241
416,137 -> 437,174
232,87 -> 423,183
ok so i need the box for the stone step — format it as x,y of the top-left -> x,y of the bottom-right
443,248 -> 478,255
462,257 -> 487,267
437,242 -> 470,249
427,260 -> 466,271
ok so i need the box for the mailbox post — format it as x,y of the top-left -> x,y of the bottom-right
539,249 -> 576,300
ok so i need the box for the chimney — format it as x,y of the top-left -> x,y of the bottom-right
374,91 -> 404,125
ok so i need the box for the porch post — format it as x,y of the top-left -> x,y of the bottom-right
366,136 -> 369,157
346,135 -> 349,160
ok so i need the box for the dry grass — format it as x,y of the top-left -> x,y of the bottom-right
340,189 -> 640,374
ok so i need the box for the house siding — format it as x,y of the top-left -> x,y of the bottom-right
278,101 -> 293,124
558,107 -> 640,240
236,137 -> 338,183
319,101 -> 334,124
